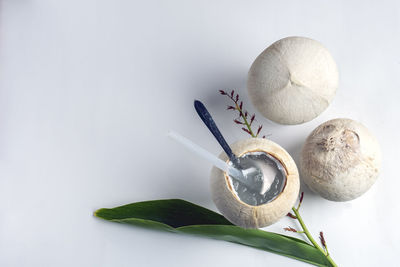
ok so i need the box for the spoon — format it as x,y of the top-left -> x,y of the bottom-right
194,100 -> 264,193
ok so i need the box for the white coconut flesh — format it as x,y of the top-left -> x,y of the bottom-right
210,138 -> 299,228
227,151 -> 287,206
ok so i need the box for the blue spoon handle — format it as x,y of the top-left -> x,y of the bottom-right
194,100 -> 239,165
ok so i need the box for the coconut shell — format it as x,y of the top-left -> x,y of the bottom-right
300,118 -> 381,201
248,36 -> 339,125
210,138 -> 299,228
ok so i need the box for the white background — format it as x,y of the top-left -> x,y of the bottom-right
1,1 -> 399,266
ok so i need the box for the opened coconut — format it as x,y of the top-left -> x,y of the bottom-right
210,138 -> 299,228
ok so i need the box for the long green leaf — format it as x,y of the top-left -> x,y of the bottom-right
95,199 -> 232,227
95,199 -> 331,267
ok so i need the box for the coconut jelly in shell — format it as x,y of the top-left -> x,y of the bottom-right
210,138 -> 300,228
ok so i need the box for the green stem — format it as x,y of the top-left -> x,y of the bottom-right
325,245 -> 330,257
234,102 -> 256,137
292,208 -> 337,267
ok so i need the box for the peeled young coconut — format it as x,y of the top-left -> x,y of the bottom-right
247,36 -> 339,125
210,138 -> 299,228
300,118 -> 381,201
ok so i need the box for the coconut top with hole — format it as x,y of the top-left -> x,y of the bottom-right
210,138 -> 299,228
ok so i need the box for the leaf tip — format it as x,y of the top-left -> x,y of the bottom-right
93,209 -> 100,217
93,208 -> 108,220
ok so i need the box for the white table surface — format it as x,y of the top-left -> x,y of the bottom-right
1,1 -> 399,266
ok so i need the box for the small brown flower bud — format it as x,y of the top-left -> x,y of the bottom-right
257,125 -> 263,135
284,227 -> 297,232
319,232 -> 327,248
299,192 -> 304,205
242,128 -> 251,135
287,213 -> 297,219
250,114 -> 255,125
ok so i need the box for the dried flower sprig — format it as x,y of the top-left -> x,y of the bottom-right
219,89 -> 266,138
221,90 -> 337,267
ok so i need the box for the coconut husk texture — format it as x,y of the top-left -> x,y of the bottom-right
248,36 -> 339,125
300,118 -> 381,201
210,138 -> 299,228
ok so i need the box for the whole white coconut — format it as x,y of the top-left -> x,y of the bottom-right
248,36 -> 339,125
300,118 -> 381,201
210,138 -> 300,228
